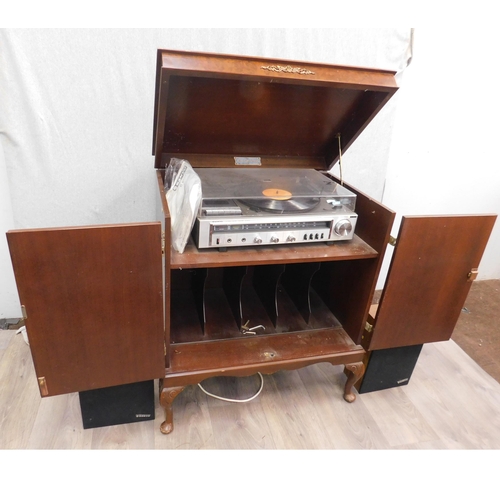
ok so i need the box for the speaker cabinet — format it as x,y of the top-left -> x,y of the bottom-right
359,344 -> 423,394
79,380 -> 155,429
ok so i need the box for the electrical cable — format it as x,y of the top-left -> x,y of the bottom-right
198,372 -> 264,403
16,326 -> 29,346
337,134 -> 344,185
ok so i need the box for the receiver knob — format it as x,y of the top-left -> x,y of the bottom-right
254,237 -> 263,244
286,236 -> 296,242
270,236 -> 279,243
334,219 -> 353,237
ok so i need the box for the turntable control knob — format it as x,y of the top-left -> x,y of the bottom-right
286,236 -> 296,242
334,219 -> 353,237
254,237 -> 263,244
270,236 -> 280,243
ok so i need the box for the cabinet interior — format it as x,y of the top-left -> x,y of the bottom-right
169,253 -> 380,347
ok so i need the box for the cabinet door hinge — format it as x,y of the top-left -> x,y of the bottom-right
21,305 -> 28,320
467,268 -> 479,282
37,377 -> 49,396
161,231 -> 166,255
388,236 -> 397,247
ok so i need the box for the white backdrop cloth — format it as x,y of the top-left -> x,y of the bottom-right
1,28 -> 411,228
0,28 -> 411,317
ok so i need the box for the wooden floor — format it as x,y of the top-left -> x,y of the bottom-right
1,326 -> 500,451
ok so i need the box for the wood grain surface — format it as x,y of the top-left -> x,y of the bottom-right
7,223 -> 165,396
370,215 -> 497,350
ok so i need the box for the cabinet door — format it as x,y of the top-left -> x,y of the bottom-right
369,215 -> 497,351
7,223 -> 165,397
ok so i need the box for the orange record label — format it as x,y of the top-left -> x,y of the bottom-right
262,188 -> 292,200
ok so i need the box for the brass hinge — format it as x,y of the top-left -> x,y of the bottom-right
388,236 -> 397,247
21,305 -> 27,320
365,321 -> 373,333
467,268 -> 479,282
37,377 -> 49,396
161,231 -> 166,255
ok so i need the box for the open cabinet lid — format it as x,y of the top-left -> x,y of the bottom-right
152,49 -> 398,170
368,214 -> 497,351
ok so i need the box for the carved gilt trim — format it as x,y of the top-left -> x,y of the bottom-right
261,64 -> 315,75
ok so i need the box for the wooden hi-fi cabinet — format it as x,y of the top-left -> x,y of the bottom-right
7,50 -> 496,434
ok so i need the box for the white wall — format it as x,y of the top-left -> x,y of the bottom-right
0,138 -> 19,319
0,28 -> 410,319
377,28 -> 500,287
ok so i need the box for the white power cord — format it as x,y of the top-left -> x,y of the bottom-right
16,326 -> 29,346
198,373 -> 264,403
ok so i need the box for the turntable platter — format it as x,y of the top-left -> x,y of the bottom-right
241,196 -> 320,213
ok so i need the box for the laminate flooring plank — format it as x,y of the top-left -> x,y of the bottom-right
258,370 -> 335,449
427,342 -> 500,413
202,376 -> 276,449
0,329 -> 15,350
154,385 -> 216,450
0,333 -> 40,449
359,386 -> 439,448
90,419 -> 155,449
435,340 -> 500,400
0,330 -> 15,367
208,400 -> 277,449
399,377 -> 485,449
403,341 -> 500,449
299,363 -> 392,449
27,393 -> 93,449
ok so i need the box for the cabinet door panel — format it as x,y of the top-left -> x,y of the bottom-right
369,215 -> 496,350
7,223 -> 165,397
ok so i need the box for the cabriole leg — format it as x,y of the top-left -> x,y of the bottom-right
159,383 -> 185,434
343,362 -> 365,403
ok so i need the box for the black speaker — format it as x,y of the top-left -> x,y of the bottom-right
79,380 -> 155,429
359,344 -> 423,394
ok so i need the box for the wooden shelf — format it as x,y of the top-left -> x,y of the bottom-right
170,234 -> 378,269
165,328 -> 365,384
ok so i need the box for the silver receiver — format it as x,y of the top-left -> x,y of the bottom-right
192,167 -> 358,250
194,207 -> 357,249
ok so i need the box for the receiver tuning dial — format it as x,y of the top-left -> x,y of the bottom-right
334,219 -> 353,237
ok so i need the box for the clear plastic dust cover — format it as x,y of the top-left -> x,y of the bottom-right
194,167 -> 356,207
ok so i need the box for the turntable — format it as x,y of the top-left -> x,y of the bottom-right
193,167 -> 357,249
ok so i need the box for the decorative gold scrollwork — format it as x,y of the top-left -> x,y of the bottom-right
261,64 -> 315,75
